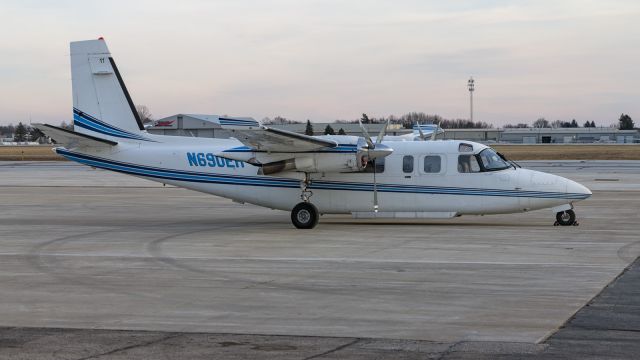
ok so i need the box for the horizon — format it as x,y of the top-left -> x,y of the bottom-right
1,1 -> 638,127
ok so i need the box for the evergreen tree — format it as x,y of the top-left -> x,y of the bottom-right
13,122 -> 27,142
361,113 -> 370,124
338,128 -> 346,135
619,114 -> 634,130
570,119 -> 578,128
324,124 -> 335,135
304,120 -> 314,135
591,121 -> 596,127
583,120 -> 591,127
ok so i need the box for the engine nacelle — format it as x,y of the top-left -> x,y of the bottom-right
294,152 -> 363,173
218,138 -> 380,175
259,152 -> 364,175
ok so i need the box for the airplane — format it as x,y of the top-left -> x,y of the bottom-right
35,39 -> 592,229
375,124 -> 444,142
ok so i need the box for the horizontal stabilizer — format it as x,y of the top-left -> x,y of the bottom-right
33,123 -> 118,148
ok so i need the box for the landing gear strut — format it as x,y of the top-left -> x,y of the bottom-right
554,209 -> 578,226
291,173 -> 319,229
300,172 -> 313,202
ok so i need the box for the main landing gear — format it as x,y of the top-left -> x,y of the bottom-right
291,173 -> 319,229
554,209 -> 579,226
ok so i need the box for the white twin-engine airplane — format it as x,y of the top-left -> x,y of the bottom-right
36,39 -> 592,229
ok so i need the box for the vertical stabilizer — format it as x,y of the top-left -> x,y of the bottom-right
71,39 -> 148,140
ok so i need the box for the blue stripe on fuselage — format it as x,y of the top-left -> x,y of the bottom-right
55,148 -> 589,200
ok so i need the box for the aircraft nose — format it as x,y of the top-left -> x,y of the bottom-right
566,178 -> 592,199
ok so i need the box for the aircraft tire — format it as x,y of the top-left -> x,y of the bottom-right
291,202 -> 319,229
555,209 -> 576,226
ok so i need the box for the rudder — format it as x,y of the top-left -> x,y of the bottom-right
71,39 -> 148,141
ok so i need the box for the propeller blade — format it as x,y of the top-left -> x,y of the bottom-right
417,123 -> 426,140
431,124 -> 438,140
375,118 -> 390,145
358,118 -> 374,149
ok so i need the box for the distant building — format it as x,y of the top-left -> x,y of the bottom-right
146,114 -> 236,138
147,114 -> 639,144
499,128 -> 638,144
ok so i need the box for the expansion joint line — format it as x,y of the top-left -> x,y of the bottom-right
74,333 -> 182,360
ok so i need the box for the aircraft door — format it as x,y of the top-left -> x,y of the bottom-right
417,154 -> 446,212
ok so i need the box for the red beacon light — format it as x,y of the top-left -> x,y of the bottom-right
98,37 -> 104,40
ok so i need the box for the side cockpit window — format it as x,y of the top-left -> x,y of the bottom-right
458,155 -> 480,173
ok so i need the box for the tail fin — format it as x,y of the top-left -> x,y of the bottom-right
71,39 -> 148,141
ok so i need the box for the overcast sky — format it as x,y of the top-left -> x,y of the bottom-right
1,0 -> 638,126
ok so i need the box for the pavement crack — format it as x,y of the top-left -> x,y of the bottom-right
564,326 -> 640,333
74,333 -> 182,360
301,338 -> 361,360
435,340 -> 463,360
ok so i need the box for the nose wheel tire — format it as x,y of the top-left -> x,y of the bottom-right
554,209 -> 577,226
291,202 -> 319,229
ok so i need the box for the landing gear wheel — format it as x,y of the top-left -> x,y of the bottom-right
555,209 -> 576,226
291,202 -> 319,229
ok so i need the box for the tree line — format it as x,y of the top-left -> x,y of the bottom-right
265,112 -> 492,131
0,122 -> 48,142
511,114 -> 634,130
271,112 -> 636,133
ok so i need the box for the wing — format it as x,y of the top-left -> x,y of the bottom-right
221,119 -> 338,152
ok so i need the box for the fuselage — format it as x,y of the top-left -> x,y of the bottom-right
56,134 -> 592,217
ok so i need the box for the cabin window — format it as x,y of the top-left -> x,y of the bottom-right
423,155 -> 441,173
459,143 -> 474,152
402,155 -> 414,173
458,155 -> 481,173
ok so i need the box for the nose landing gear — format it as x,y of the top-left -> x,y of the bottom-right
554,209 -> 579,226
291,173 -> 319,229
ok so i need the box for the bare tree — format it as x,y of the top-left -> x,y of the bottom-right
504,123 -> 529,128
533,118 -> 550,128
59,121 -> 73,130
262,116 -> 302,125
136,105 -> 153,124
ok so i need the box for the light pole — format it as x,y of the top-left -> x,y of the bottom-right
468,77 -> 475,122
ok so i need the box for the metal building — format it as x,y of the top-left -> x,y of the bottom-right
146,114 -> 235,138
500,128 -> 638,144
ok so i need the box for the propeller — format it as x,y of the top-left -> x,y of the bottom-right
358,118 -> 392,212
415,123 -> 441,141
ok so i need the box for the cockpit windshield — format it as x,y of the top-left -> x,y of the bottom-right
477,148 -> 511,171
